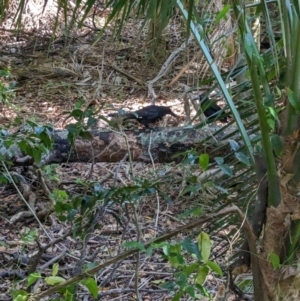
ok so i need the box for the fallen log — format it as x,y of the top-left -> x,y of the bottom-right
2,125 -> 239,165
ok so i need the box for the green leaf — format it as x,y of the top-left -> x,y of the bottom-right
87,116 -> 97,127
197,232 -> 212,263
146,246 -> 153,257
13,293 -> 28,301
79,130 -> 93,140
183,262 -> 199,276
229,139 -> 240,151
287,88 -> 300,113
74,100 -> 85,110
181,238 -> 201,259
181,184 -> 201,196
214,185 -> 228,194
196,266 -> 209,285
27,273 -> 41,287
214,157 -> 224,164
199,153 -> 209,171
177,207 -> 204,219
122,241 -> 145,251
267,106 -> 279,122
12,290 -> 28,301
174,271 -> 187,288
52,263 -> 59,276
235,151 -> 250,165
81,278 -> 98,298
219,164 -> 233,176
268,253 -> 280,270
160,280 -> 175,290
244,33 -> 254,59
271,134 -> 283,157
206,260 -> 223,276
185,285 -> 195,297
169,244 -> 184,267
70,109 -> 84,121
45,276 -> 66,286
267,118 -> 275,130
172,291 -> 184,301
214,4 -> 230,24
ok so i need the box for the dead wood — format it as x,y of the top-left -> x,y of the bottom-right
3,125 -> 238,166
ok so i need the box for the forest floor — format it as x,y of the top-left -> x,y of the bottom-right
0,9 -> 234,301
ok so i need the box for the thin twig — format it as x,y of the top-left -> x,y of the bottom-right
148,130 -> 160,232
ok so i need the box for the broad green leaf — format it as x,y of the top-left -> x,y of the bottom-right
235,151 -> 250,165
13,294 -> 28,301
160,280 -> 175,290
45,276 -> 66,286
175,271 -> 187,288
196,266 -> 209,285
12,290 -> 28,301
267,118 -> 275,130
229,139 -> 239,151
185,285 -> 195,297
287,88 -> 300,113
219,164 -> 233,176
70,109 -> 84,120
81,278 -> 98,298
169,244 -> 184,267
172,291 -> 184,301
183,262 -> 199,276
199,153 -> 209,171
27,273 -> 41,287
146,246 -> 153,257
268,253 -> 280,270
52,263 -> 59,276
181,238 -> 201,259
206,260 -> 223,276
214,157 -> 224,164
197,232 -> 212,263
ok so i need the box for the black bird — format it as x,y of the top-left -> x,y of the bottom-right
108,105 -> 178,128
196,94 -> 228,123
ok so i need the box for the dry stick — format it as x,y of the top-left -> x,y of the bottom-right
39,248 -> 67,271
108,64 -> 146,86
28,231 -> 71,275
28,206 -> 242,301
85,140 -> 95,180
147,36 -> 194,103
2,162 -> 53,241
98,288 -> 169,298
168,50 -> 203,87
132,203 -> 142,301
148,130 -> 160,232
113,153 -> 129,187
36,168 -> 51,197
